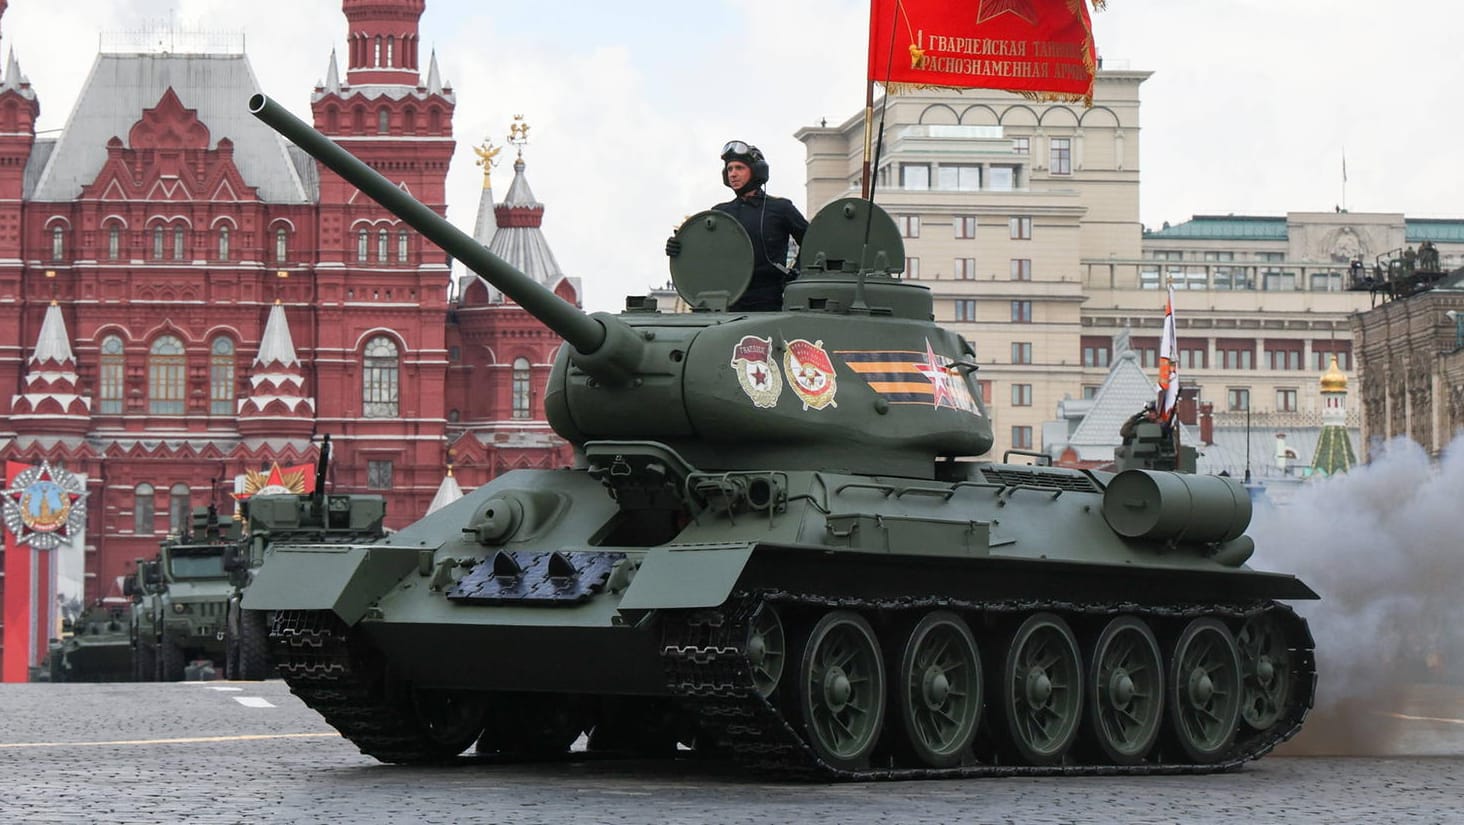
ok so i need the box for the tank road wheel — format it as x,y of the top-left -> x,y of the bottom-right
746,602 -> 787,699
1236,613 -> 1291,731
1167,618 -> 1242,763
798,610 -> 886,770
897,610 -> 982,768
410,689 -> 488,757
1001,612 -> 1082,765
1087,616 -> 1164,764
478,693 -> 587,757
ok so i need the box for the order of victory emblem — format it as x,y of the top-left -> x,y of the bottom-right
3,461 -> 88,550
730,335 -> 782,408
784,338 -> 838,411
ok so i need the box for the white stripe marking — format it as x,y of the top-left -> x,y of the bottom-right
233,697 -> 275,708
209,686 -> 244,692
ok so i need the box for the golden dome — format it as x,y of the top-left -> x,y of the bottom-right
1320,355 -> 1348,392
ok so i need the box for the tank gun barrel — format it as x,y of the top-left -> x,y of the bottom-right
248,94 -> 641,383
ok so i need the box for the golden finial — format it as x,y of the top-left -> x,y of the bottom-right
508,114 -> 530,158
473,139 -> 502,190
1320,354 -> 1348,393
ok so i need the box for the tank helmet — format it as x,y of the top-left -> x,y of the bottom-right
721,139 -> 769,192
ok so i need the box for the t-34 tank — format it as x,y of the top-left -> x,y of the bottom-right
245,95 -> 1316,779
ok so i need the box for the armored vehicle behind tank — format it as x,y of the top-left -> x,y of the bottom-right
127,505 -> 239,681
45,600 -> 133,683
223,437 -> 388,679
244,96 -> 1317,779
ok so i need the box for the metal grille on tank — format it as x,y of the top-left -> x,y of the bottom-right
979,467 -> 1100,493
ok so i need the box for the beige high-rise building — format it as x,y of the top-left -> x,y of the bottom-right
796,72 -> 1459,462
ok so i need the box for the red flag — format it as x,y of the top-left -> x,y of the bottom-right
868,0 -> 1101,103
1157,285 -> 1179,424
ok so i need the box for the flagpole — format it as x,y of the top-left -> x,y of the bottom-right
861,81 -> 874,199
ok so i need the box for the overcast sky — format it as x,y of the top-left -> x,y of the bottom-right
4,0 -> 1460,312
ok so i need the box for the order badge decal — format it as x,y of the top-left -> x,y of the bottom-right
730,335 -> 782,408
784,338 -> 838,411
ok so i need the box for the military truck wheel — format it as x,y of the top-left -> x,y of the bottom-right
1166,617 -> 1241,763
224,600 -> 241,679
797,610 -> 886,771
896,610 -> 982,768
235,609 -> 273,681
132,644 -> 156,682
1086,616 -> 1163,764
159,630 -> 186,682
999,612 -> 1082,766
1237,613 -> 1290,731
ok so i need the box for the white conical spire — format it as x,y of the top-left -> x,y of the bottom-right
31,302 -> 75,365
255,302 -> 300,368
3,47 -> 18,91
325,48 -> 341,93
426,49 -> 441,94
425,466 -> 463,515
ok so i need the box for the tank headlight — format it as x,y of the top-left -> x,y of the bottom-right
172,603 -> 188,614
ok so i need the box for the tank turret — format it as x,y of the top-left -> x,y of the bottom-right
250,96 -> 991,478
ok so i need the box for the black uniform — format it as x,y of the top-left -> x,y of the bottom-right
713,191 -> 808,312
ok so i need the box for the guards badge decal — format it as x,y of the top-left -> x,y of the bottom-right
784,338 -> 838,410
730,335 -> 782,408
3,461 -> 88,550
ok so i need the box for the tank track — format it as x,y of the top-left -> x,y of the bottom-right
268,610 -> 459,763
661,590 -> 1316,781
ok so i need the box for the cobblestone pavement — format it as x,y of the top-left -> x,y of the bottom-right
2,680 -> 1462,824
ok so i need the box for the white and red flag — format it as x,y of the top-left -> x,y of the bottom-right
1156,284 -> 1179,424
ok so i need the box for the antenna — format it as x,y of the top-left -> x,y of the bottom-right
1244,406 -> 1253,485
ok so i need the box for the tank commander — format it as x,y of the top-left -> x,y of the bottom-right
666,140 -> 808,311
1119,402 -> 1160,441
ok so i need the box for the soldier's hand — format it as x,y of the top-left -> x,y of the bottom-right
665,236 -> 681,257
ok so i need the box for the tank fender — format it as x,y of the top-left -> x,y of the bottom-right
1101,469 -> 1251,544
241,544 -> 417,626
617,543 -> 755,610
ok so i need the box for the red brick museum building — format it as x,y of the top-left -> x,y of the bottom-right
0,0 -> 575,623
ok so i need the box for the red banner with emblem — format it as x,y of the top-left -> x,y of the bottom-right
3,461 -> 33,681
868,0 -> 1102,103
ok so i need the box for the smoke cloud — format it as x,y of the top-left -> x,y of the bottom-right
1248,436 -> 1464,755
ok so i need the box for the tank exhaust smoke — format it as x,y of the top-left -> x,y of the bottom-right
1249,436 -> 1464,755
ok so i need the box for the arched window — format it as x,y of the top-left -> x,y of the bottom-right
99,334 -> 125,414
447,408 -> 460,423
356,229 -> 369,262
210,337 -> 235,416
218,226 -> 231,261
107,225 -> 121,260
152,226 -> 165,259
377,108 -> 389,134
387,35 -> 395,67
377,228 -> 389,261
403,108 -> 416,133
172,225 -> 186,260
352,106 -> 365,133
429,107 -> 441,133
51,226 -> 64,261
148,335 -> 186,415
274,228 -> 288,263
512,357 -> 532,419
373,35 -> 382,67
362,336 -> 399,418
134,483 -> 155,534
169,483 -> 190,537
397,230 -> 409,262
